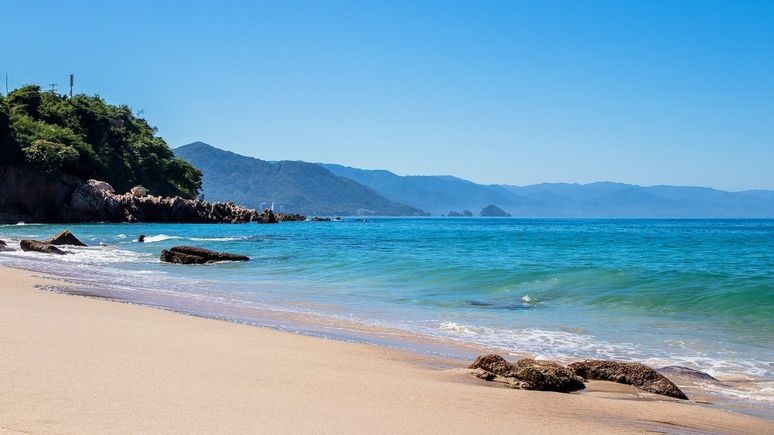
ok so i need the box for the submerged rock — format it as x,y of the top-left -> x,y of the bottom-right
469,354 -> 585,393
45,230 -> 87,246
160,246 -> 249,264
568,360 -> 688,399
657,366 -> 718,381
20,240 -> 66,255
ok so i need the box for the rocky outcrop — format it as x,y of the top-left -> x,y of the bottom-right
568,360 -> 688,399
0,168 -> 305,224
160,246 -> 250,264
64,180 -> 306,224
45,230 -> 87,246
469,354 -> 585,393
0,164 -> 83,223
0,240 -> 10,251
508,359 -> 586,392
20,240 -> 66,255
87,179 -> 115,195
470,354 -> 514,376
130,185 -> 148,197
479,204 -> 511,217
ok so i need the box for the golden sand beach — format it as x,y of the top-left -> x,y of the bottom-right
0,266 -> 770,434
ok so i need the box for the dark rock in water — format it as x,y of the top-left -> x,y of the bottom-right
138,234 -> 146,243
45,230 -> 87,246
447,211 -> 463,217
479,204 -> 511,217
462,210 -> 473,217
511,359 -> 585,392
658,366 -> 718,381
160,246 -> 249,264
469,354 -> 514,376
20,240 -> 66,255
0,240 -> 5,248
0,240 -> 10,251
256,209 -> 278,224
568,360 -> 688,399
469,354 -> 585,392
311,216 -> 332,222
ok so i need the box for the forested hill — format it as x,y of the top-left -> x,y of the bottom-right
0,85 -> 201,198
175,142 -> 426,216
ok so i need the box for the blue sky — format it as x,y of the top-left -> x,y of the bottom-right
3,0 -> 773,190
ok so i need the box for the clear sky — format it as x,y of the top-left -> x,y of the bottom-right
2,1 -> 773,190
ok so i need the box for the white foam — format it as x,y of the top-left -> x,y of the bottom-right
143,234 -> 181,243
189,237 -> 244,242
435,320 -> 773,402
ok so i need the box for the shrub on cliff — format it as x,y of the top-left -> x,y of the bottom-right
21,139 -> 79,173
0,86 -> 201,199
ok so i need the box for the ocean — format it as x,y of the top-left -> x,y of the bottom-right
1,218 -> 772,415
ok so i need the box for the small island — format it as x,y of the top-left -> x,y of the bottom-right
479,204 -> 511,217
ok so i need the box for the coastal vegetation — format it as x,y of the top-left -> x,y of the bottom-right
0,86 -> 201,199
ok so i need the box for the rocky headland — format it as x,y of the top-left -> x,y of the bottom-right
0,167 -> 304,224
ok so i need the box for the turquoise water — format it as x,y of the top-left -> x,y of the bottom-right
1,218 -> 772,406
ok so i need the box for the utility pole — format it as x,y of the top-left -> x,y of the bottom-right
49,82 -> 58,94
69,74 -> 74,97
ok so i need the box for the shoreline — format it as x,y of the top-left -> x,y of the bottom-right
1,265 -> 771,433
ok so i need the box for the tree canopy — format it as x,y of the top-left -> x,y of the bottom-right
0,85 -> 201,199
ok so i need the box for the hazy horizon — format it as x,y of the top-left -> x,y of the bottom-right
179,141 -> 772,193
3,1 -> 773,190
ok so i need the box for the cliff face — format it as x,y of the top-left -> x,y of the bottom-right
0,165 -> 83,223
0,166 -> 304,224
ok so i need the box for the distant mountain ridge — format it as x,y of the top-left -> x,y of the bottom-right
174,142 -> 426,216
173,143 -> 774,217
322,164 -> 774,217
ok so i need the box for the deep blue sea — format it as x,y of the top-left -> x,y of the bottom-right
1,218 -> 772,412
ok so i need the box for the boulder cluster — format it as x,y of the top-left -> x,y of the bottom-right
18,230 -> 87,255
469,354 -> 688,399
65,180 -> 305,224
469,354 -> 584,393
15,231 -> 251,265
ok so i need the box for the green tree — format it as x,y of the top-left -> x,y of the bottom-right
2,85 -> 201,198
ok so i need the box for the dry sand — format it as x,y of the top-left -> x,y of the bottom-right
0,266 -> 770,434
